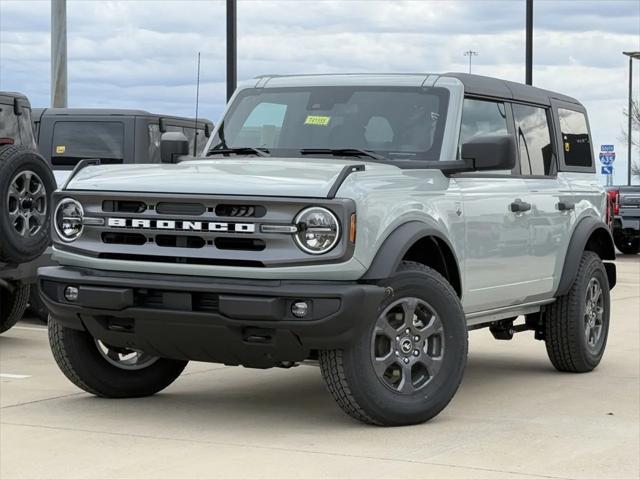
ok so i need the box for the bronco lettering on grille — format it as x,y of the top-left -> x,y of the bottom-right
107,218 -> 255,233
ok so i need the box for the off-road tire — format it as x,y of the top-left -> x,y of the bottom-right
614,236 -> 639,255
0,281 -> 30,333
320,261 -> 467,426
0,145 -> 56,263
28,286 -> 50,323
545,251 -> 610,373
48,317 -> 188,397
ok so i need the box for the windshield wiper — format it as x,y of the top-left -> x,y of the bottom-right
206,147 -> 270,157
300,148 -> 387,161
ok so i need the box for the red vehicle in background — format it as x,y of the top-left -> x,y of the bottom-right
607,186 -> 640,254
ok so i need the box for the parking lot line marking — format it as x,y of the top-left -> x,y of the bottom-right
0,373 -> 32,379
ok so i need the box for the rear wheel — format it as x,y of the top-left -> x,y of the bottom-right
545,251 -> 610,373
48,316 -> 188,397
320,261 -> 467,426
0,281 -> 30,333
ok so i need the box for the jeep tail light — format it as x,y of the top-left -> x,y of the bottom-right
0,137 -> 14,145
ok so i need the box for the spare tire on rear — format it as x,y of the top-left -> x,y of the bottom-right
0,145 -> 56,263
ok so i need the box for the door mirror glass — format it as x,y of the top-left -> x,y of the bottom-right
461,134 -> 516,171
160,131 -> 189,163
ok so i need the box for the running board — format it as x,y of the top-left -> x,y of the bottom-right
465,299 -> 555,327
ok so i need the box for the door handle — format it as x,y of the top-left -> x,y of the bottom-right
510,199 -> 531,213
557,201 -> 575,211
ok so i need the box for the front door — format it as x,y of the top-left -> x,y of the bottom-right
455,97 -> 534,313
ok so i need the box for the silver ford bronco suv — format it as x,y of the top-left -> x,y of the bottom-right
40,74 -> 616,426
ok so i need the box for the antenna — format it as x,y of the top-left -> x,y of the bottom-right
193,51 -> 201,156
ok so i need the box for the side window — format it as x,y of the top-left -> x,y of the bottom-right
558,108 -> 593,168
458,98 -> 508,158
236,102 -> 287,148
147,124 -> 161,162
512,104 -> 554,176
460,99 -> 508,142
51,121 -> 124,166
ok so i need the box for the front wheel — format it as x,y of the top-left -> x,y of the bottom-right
545,251 -> 610,373
48,317 -> 188,397
320,262 -> 468,426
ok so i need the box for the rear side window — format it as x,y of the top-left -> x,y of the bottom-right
51,121 -> 124,166
512,104 -> 554,176
558,109 -> 593,167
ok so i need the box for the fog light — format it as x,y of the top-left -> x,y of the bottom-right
291,301 -> 309,318
64,286 -> 79,302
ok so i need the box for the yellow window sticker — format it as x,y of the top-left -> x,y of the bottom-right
564,142 -> 571,152
305,115 -> 331,126
56,145 -> 66,154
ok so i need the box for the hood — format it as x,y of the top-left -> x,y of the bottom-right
64,158 -> 398,198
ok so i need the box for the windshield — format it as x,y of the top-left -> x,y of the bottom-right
208,86 -> 449,162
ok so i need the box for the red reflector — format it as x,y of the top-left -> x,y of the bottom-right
0,138 -> 15,145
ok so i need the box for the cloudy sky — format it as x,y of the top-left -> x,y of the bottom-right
1,0 -> 639,183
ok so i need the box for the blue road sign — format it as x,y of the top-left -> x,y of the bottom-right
600,144 -> 615,152
599,152 -> 616,165
601,165 -> 613,175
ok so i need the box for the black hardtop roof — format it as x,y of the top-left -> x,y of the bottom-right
31,107 -> 212,125
442,73 -> 582,107
0,91 -> 31,108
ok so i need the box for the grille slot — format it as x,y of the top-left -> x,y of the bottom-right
103,200 -> 146,213
193,293 -> 220,313
215,237 -> 265,251
156,235 -> 205,249
102,232 -> 147,245
215,204 -> 266,218
156,202 -> 206,216
134,289 -> 220,313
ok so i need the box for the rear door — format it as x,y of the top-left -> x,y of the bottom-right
454,97 -> 532,312
513,102 -> 573,299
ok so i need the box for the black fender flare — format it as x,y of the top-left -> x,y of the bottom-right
556,216 -> 616,296
361,221 -> 460,284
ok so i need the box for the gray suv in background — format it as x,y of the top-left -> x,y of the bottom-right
40,73 -> 616,426
31,108 -> 213,186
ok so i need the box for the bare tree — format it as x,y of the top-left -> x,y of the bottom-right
620,100 -> 640,179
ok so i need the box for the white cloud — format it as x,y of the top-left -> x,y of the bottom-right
0,0 -> 639,182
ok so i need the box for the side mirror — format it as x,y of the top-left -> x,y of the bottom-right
461,134 -> 516,171
160,131 -> 189,163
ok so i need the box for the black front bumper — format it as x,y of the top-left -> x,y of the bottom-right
39,266 -> 385,368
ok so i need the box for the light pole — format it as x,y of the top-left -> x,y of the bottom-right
525,0 -> 533,85
51,0 -> 67,107
226,0 -> 237,101
464,50 -> 478,74
623,51 -> 640,186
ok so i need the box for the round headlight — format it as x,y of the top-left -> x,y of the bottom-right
294,207 -> 340,254
54,198 -> 84,242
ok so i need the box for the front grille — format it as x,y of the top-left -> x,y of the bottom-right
58,191 -> 353,268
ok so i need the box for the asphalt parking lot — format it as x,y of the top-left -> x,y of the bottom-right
1,256 -> 638,480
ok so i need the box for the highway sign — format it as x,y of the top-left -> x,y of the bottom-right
601,165 -> 613,175
599,152 -> 616,165
600,144 -> 615,152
